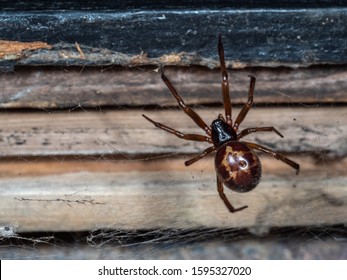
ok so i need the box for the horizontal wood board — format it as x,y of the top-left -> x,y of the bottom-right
0,156 -> 346,232
0,107 -> 345,157
1,6 -> 347,70
0,66 -> 346,109
0,105 -> 346,232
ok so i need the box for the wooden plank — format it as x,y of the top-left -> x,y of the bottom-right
0,105 -> 345,232
1,66 -> 346,109
0,156 -> 346,232
1,6 -> 346,69
0,107 -> 345,157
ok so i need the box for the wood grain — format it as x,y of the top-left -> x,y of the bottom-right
0,156 -> 346,232
1,67 -> 346,108
0,65 -> 346,233
1,6 -> 346,69
0,105 -> 346,232
0,107 -> 345,157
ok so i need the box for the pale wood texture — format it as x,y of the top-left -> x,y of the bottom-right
0,156 -> 346,232
0,108 -> 345,157
0,106 -> 346,232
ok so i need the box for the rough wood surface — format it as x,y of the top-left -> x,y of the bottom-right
0,64 -> 346,233
1,1 -> 346,259
0,105 -> 346,233
1,6 -> 346,70
0,156 -> 346,232
0,107 -> 345,157
1,67 -> 346,108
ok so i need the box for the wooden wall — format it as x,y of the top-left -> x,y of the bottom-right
0,2 -> 346,237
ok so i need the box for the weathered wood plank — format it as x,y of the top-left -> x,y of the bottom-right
1,67 -> 346,108
0,107 -> 345,157
0,156 -> 346,232
1,6 -> 346,69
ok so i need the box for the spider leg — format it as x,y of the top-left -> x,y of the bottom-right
217,176 -> 248,213
237,126 -> 284,140
233,75 -> 256,132
185,146 -> 216,166
245,142 -> 300,174
143,114 -> 212,142
161,71 -> 212,136
218,34 -> 233,127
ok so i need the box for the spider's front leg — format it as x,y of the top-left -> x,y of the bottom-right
233,75 -> 256,132
161,71 -> 212,136
218,34 -> 233,127
142,114 -> 212,142
237,126 -> 284,140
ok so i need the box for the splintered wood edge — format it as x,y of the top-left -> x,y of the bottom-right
0,156 -> 346,232
0,40 -> 52,60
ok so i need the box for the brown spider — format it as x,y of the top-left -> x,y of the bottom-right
143,35 -> 300,213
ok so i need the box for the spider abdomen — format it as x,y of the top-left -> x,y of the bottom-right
215,141 -> 262,193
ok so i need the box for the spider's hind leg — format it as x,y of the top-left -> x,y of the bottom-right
245,142 -> 300,174
217,176 -> 248,213
184,146 -> 216,166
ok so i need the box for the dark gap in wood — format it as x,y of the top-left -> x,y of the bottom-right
0,102 -> 346,115
9,63 -> 347,75
0,152 -> 332,164
1,153 -> 189,163
2,1 -> 347,11
8,64 -> 158,73
1,224 -> 346,247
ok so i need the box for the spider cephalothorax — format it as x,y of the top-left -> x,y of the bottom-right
143,35 -> 299,212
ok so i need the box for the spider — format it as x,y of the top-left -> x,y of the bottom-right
142,35 -> 300,213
